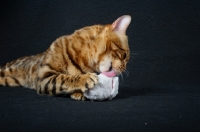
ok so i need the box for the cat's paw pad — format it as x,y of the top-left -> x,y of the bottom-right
80,73 -> 98,92
70,92 -> 85,101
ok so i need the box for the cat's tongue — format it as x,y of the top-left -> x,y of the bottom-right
101,70 -> 117,77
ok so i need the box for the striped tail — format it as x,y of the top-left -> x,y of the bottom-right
0,65 -> 22,87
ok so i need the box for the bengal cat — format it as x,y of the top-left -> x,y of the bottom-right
0,15 -> 131,101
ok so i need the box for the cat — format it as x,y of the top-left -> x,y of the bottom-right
0,15 -> 131,101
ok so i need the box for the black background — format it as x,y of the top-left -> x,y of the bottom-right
0,0 -> 200,131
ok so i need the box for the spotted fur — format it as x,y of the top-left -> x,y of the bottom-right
0,15 -> 131,100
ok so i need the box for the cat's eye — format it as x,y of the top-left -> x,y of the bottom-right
123,53 -> 127,60
109,63 -> 112,71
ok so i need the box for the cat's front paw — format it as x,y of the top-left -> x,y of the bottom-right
70,92 -> 85,101
79,73 -> 98,93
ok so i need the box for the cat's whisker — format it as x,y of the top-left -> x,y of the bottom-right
130,52 -> 139,60
116,69 -> 124,82
129,60 -> 134,64
130,53 -> 138,56
120,72 -> 124,82
130,51 -> 139,55
124,69 -> 129,77
127,70 -> 129,77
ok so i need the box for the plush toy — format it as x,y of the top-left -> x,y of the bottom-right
84,71 -> 119,101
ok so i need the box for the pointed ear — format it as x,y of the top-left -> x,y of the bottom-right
111,15 -> 131,35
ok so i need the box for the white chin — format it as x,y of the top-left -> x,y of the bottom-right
99,65 -> 110,73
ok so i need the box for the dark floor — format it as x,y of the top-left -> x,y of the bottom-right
1,83 -> 200,132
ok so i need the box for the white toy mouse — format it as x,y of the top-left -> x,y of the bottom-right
84,70 -> 119,101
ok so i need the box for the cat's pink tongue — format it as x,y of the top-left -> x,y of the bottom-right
101,70 -> 117,77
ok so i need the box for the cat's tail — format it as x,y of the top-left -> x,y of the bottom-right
0,63 -> 22,87
0,54 -> 45,89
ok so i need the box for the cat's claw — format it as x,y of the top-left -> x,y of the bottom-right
80,73 -> 98,93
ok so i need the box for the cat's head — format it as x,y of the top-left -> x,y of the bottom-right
92,15 -> 131,75
74,15 -> 131,75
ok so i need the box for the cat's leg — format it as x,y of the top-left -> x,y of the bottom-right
37,73 -> 98,100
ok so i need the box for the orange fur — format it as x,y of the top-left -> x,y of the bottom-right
0,15 -> 131,100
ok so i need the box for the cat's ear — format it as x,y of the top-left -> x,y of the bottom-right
111,15 -> 131,35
